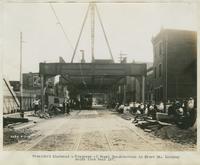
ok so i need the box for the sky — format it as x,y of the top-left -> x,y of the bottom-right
3,2 -> 198,80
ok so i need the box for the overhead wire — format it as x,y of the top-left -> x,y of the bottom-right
49,3 -> 74,51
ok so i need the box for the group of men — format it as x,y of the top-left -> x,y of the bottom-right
114,97 -> 196,128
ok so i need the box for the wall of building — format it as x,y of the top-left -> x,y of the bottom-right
166,30 -> 197,100
151,29 -> 197,102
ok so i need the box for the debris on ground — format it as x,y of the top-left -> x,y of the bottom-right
131,113 -> 196,145
144,129 -> 152,132
3,117 -> 29,127
30,110 -> 51,119
8,122 -> 35,130
29,106 -> 64,119
133,118 -> 163,131
156,112 -> 175,123
3,127 -> 36,145
155,125 -> 197,144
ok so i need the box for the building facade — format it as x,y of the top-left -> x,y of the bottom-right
150,29 -> 197,103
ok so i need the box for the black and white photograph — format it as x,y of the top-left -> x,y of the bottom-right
1,0 -> 199,160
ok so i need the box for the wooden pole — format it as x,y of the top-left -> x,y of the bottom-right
20,32 -> 24,117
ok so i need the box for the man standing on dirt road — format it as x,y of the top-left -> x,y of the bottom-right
33,98 -> 40,114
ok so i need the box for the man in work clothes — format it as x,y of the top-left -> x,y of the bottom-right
66,100 -> 70,115
33,98 -> 40,114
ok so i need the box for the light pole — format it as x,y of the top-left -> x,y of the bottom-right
20,32 -> 24,118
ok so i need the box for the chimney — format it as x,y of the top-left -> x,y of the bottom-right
80,50 -> 85,63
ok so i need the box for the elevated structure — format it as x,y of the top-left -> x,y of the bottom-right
40,63 -> 146,77
39,2 -> 147,110
39,62 -> 147,110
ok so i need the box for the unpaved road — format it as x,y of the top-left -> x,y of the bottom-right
4,109 -> 196,151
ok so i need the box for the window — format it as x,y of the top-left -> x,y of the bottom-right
159,64 -> 162,77
154,67 -> 157,79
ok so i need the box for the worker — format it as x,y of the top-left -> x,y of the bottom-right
114,102 -> 120,111
63,99 -> 67,114
187,97 -> 194,109
33,98 -> 40,114
158,101 -> 164,112
66,99 -> 70,115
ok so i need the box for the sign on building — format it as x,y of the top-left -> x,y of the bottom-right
33,75 -> 41,87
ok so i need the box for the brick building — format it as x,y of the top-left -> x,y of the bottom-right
150,29 -> 197,103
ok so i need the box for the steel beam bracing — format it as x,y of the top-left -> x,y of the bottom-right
71,2 -> 114,63
71,4 -> 90,63
95,4 -> 114,62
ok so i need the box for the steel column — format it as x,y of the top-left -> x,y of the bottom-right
40,75 -> 45,111
142,75 -> 145,102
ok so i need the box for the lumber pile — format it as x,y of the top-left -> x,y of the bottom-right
133,115 -> 172,133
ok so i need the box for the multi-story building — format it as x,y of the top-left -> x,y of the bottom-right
150,28 -> 197,103
15,72 -> 55,110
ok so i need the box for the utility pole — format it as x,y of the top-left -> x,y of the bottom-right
123,79 -> 127,104
20,32 -> 24,118
90,2 -> 95,62
80,50 -> 85,63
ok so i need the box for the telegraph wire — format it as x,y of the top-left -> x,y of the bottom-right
49,3 -> 74,51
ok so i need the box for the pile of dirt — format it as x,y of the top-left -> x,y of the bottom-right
3,127 -> 35,145
155,125 -> 197,144
132,113 -> 196,145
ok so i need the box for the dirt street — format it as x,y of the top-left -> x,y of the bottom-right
4,109 -> 196,151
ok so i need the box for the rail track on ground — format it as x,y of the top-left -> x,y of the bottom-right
6,110 -> 193,151
24,110 -> 81,151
